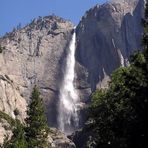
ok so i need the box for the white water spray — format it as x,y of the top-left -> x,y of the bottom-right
58,30 -> 79,134
118,49 -> 125,67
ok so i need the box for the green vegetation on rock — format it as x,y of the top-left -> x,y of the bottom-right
3,120 -> 27,148
85,3 -> 148,148
0,45 -> 4,53
0,111 -> 27,148
0,111 -> 16,127
1,85 -> 50,148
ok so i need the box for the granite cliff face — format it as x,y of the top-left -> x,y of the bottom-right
0,15 -> 75,146
0,15 -> 73,125
75,0 -> 144,96
0,0 -> 145,146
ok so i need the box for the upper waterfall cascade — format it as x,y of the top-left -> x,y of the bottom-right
58,29 -> 80,134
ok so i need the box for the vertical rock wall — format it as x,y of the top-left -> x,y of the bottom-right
75,0 -> 144,98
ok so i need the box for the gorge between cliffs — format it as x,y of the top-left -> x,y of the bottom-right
0,0 -> 146,147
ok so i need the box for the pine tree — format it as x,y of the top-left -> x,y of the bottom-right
86,2 -> 148,148
25,85 -> 49,148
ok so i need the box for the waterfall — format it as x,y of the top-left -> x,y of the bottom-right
117,49 -> 125,67
58,29 -> 79,134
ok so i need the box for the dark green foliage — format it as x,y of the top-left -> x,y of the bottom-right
87,3 -> 148,148
3,120 -> 27,148
0,45 -> 5,53
1,86 -> 50,148
2,136 -> 10,148
25,85 -> 49,148
0,111 -> 27,148
0,47 -> 2,53
0,111 -> 16,127
87,52 -> 148,147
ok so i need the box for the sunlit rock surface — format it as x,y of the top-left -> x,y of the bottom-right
0,15 -> 74,144
0,0 -> 145,145
0,15 -> 74,126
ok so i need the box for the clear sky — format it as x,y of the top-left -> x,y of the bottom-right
0,0 -> 107,36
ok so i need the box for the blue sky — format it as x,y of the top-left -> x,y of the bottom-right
0,0 -> 107,36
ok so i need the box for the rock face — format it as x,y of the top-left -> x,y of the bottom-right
0,0 -> 145,146
0,15 -> 74,145
75,0 -> 144,96
49,128 -> 76,148
0,74 -> 27,121
0,15 -> 74,126
0,118 -> 12,144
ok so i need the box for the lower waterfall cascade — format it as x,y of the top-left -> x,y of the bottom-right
58,29 -> 80,134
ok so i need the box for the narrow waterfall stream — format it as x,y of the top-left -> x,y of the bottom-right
58,29 -> 79,134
